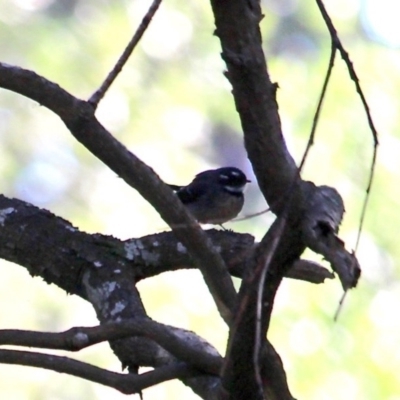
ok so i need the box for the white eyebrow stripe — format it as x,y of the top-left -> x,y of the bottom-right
230,171 -> 241,177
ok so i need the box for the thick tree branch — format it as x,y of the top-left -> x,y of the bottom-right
210,0 -> 299,215
0,52 -> 355,399
0,194 -> 332,399
0,62 -> 236,324
0,195 -> 332,289
221,216 -> 302,400
0,2 -> 365,399
209,1 -> 304,397
208,1 -> 361,399
0,192 -> 222,398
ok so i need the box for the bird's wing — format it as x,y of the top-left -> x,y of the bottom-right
175,182 -> 209,204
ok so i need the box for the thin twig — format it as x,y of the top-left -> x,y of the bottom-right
353,149 -> 377,252
253,214 -> 288,395
334,290 -> 348,321
315,0 -> 379,254
231,207 -> 271,222
315,0 -> 379,320
88,0 -> 163,107
298,44 -> 336,173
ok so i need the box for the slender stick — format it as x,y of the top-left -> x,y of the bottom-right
315,0 -> 379,254
298,45 -> 336,173
89,0 -> 163,107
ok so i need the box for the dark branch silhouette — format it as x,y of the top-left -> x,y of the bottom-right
314,0 -> 379,254
0,349 -> 199,394
298,45 -> 336,173
0,62 -> 236,325
0,0 -> 373,398
89,0 -> 164,107
0,320 -> 222,375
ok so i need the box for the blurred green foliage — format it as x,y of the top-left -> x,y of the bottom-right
0,0 -> 399,399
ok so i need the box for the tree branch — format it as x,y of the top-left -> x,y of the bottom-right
0,195 -> 332,290
89,0 -> 163,107
0,349 -> 199,394
0,62 -> 236,324
208,1 -> 361,398
0,320 -> 222,376
302,186 -> 360,289
0,2 -> 367,399
0,193 -> 223,397
0,194 -> 331,399
315,0 -> 378,260
221,216 -> 301,400
210,0 -> 299,215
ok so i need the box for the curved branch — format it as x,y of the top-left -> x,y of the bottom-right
0,320 -> 222,375
0,193 -> 332,399
315,0 -> 378,266
0,62 -> 236,324
0,349 -> 198,394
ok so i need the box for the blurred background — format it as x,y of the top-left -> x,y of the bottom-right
0,0 -> 399,398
